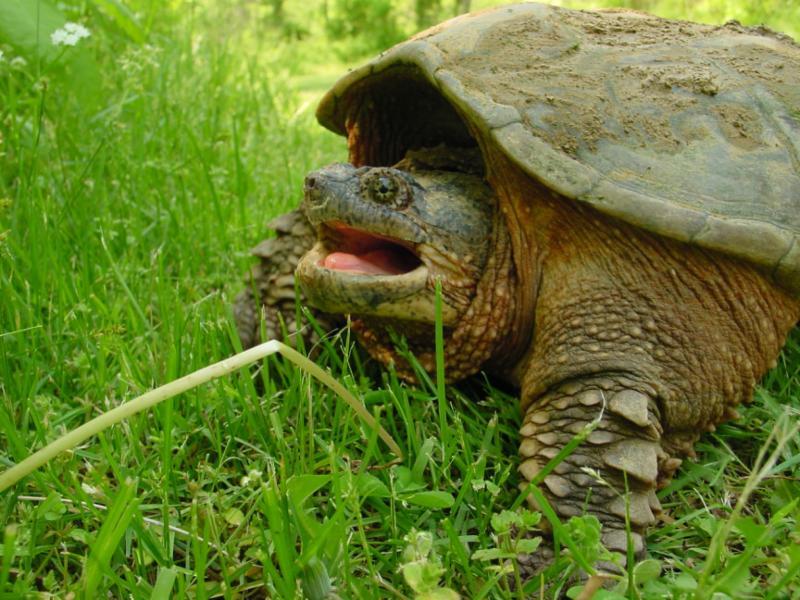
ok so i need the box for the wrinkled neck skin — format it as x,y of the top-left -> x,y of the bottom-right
484,150 -> 800,438
354,205 -> 520,381
341,112 -> 526,382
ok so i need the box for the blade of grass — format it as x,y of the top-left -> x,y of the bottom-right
511,407 -> 603,511
0,524 -> 17,593
82,477 -> 140,596
525,486 -> 595,576
100,232 -> 149,330
260,477 -> 297,597
149,566 -> 178,600
191,499 -> 210,600
510,404 -> 605,576
434,278 -> 447,442
764,545 -> 800,600
696,409 -> 800,597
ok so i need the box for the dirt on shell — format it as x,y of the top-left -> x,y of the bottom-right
435,6 -> 799,157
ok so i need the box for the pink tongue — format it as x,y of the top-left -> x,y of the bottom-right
323,250 -> 404,275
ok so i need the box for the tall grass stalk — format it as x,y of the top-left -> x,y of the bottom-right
0,341 -> 401,493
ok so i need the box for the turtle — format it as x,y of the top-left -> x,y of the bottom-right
233,2 -> 800,575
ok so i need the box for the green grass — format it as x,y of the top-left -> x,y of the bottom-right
1,0 -> 799,598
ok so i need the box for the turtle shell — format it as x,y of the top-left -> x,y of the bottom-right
316,3 -> 800,296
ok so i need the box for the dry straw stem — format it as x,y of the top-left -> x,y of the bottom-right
0,340 -> 403,493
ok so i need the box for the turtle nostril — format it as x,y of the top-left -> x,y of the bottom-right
305,176 -> 317,190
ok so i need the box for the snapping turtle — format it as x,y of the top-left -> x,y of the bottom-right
235,2 -> 800,571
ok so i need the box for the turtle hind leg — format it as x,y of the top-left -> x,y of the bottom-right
232,209 -> 340,349
516,376 -> 670,579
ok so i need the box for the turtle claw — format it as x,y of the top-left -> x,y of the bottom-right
512,532 -> 625,597
516,537 -> 556,581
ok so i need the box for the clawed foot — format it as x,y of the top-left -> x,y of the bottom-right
510,377 -> 679,594
512,516 -> 631,593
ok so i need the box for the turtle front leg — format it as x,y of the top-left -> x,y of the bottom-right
516,376 -> 671,577
489,181 -> 800,580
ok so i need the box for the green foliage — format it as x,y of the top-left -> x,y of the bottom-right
324,0 -> 404,55
470,508 -> 542,593
82,478 -> 140,597
562,515 -> 609,566
0,0 -> 101,109
571,558 -> 664,598
0,0 -> 67,61
400,530 -> 460,599
0,0 -> 799,597
415,0 -> 444,28
551,0 -> 799,40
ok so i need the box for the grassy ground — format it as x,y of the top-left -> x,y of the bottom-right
1,1 -> 799,598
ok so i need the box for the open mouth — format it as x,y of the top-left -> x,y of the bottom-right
319,222 -> 423,276
296,220 -> 456,325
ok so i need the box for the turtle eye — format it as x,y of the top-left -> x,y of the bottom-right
376,176 -> 396,197
363,170 -> 410,209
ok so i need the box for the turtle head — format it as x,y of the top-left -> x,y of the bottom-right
296,161 -> 510,378
297,162 -> 493,324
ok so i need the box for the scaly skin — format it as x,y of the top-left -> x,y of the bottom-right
516,377 -> 664,577
519,379 -> 664,570
484,150 -> 800,570
233,210 -> 339,349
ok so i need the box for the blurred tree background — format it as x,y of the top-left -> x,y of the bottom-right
270,0 -> 798,50
252,0 -> 799,57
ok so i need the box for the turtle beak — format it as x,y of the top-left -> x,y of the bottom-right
302,164 -> 359,224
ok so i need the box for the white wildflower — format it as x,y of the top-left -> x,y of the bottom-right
0,50 -> 4,62
50,22 -> 91,47
10,56 -> 27,69
240,469 -> 263,487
